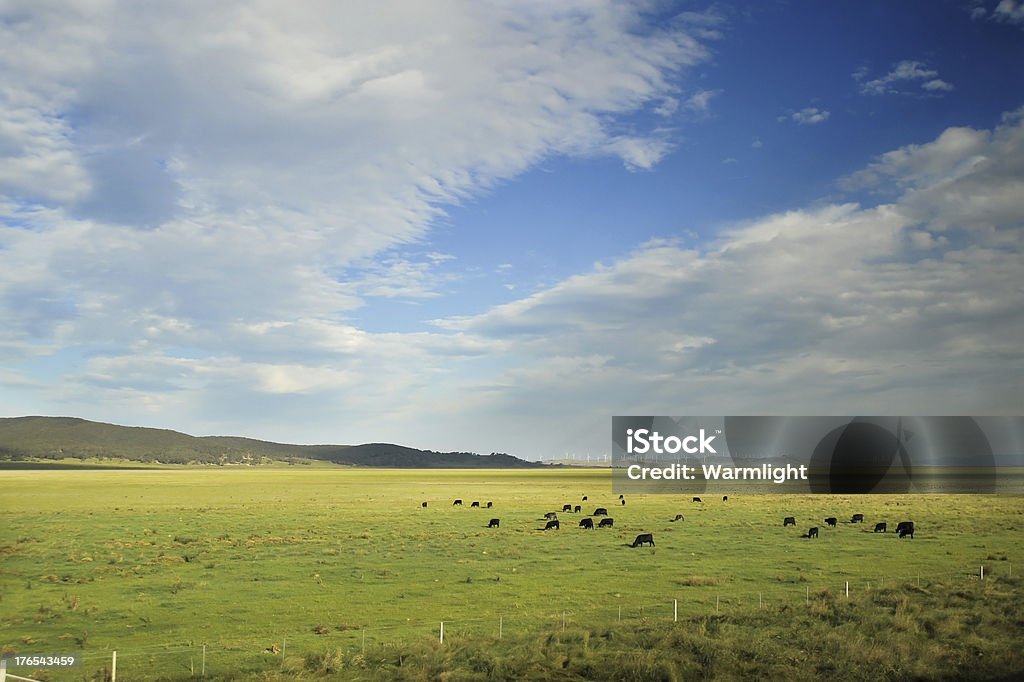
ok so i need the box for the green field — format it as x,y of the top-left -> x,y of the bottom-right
1,467 -> 1022,680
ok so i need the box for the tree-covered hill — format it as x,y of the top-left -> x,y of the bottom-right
0,416 -> 541,468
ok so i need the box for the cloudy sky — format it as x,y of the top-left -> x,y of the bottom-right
2,1 -> 1022,459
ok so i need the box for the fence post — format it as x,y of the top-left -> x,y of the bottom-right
759,592 -> 762,609
617,606 -> 621,622
202,644 -> 206,677
981,565 -> 985,581
673,599 -> 677,622
1,657 -> 7,682
112,651 -> 117,682
439,621 -> 444,644
845,581 -> 849,598
499,616 -> 503,640
362,629 -> 366,655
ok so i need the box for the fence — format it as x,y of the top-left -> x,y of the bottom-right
9,561 -> 1014,681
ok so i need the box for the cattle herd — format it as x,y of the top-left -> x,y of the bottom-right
423,495 -> 921,550
419,493 -> 658,549
783,513 -> 916,540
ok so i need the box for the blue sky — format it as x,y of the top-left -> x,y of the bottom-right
1,1 -> 1022,459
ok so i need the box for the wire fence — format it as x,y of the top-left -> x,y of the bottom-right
12,561 -> 1014,681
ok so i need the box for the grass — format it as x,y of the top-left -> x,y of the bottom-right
0,468 -> 1021,680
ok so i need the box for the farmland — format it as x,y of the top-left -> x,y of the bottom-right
1,466 -> 1022,680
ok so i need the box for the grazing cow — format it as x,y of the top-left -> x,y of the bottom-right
544,512 -> 558,520
621,499 -> 626,506
598,518 -> 614,528
631,533 -> 655,547
784,516 -> 796,527
421,502 -> 427,508
544,519 -> 560,530
487,502 -> 493,508
723,495 -> 728,502
807,527 -> 819,539
874,522 -> 887,533
825,517 -> 837,528
562,504 -> 573,512
670,514 -> 684,522
693,497 -> 702,503
453,499 -> 463,506
898,526 -> 914,539
488,518 -> 500,528
579,518 -> 594,529
471,501 -> 480,508
851,513 -> 864,523
582,495 -> 588,501
574,505 -> 581,513
593,508 -> 608,516
619,494 -> 624,500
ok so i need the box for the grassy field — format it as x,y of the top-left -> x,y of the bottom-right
1,467 -> 1022,680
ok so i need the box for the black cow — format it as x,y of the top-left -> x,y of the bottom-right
693,497 -> 702,503
874,522 -> 887,533
619,494 -> 624,500
488,518 -> 500,528
487,502 -> 493,508
898,526 -> 914,539
471,501 -> 480,508
825,517 -> 837,528
598,518 -> 614,528
784,516 -> 796,527
579,518 -> 594,529
453,499 -> 463,506
670,514 -> 684,522
807,527 -> 819,539
544,519 -> 560,530
851,513 -> 864,523
544,512 -> 558,520
574,505 -> 581,513
562,504 -> 573,512
421,501 -> 427,508
593,508 -> 608,516
621,499 -> 626,506
723,495 -> 728,502
631,533 -> 654,547
582,495 -> 588,501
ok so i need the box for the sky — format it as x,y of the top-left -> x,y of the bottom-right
1,0 -> 1022,460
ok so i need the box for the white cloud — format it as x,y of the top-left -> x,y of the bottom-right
855,60 -> 954,96
922,78 -> 955,92
0,2 -> 725,448
994,0 -> 1024,24
0,2 -> 714,343
682,88 -> 720,114
429,111 -> 1024,454
788,107 -> 830,125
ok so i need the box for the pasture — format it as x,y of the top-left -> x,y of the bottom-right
1,466 -> 1022,680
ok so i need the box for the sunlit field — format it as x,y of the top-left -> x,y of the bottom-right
2,467 -> 1021,680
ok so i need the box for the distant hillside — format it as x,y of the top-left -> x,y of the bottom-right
0,416 -> 542,468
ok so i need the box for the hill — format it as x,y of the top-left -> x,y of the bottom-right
0,416 -> 542,468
